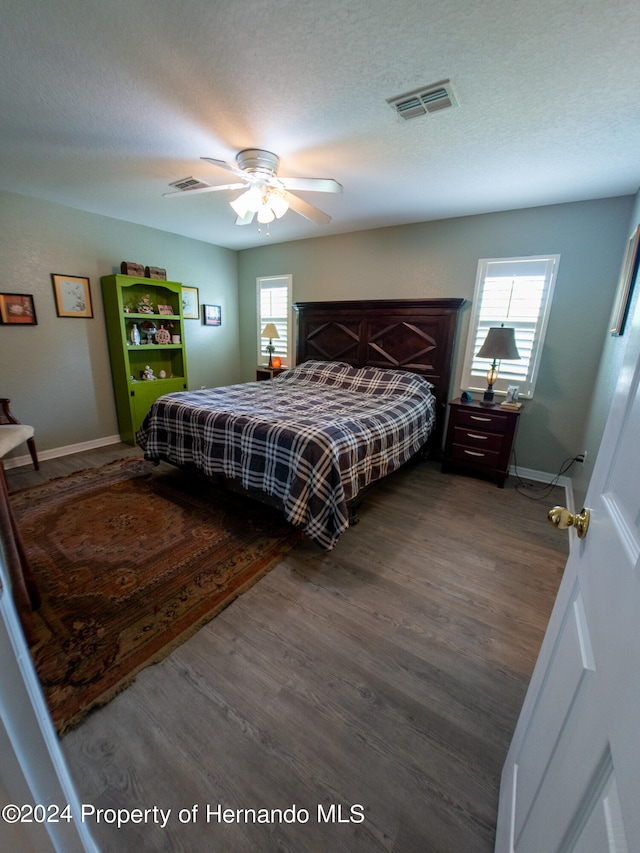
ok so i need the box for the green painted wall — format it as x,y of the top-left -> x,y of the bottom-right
238,196 -> 634,474
2,188 -> 635,478
0,190 -> 239,455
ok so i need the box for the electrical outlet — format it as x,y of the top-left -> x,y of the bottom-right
576,451 -> 587,464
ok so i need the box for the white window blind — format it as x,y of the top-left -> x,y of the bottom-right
257,275 -> 292,366
461,256 -> 559,399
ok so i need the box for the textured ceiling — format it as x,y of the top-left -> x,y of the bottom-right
1,0 -> 639,249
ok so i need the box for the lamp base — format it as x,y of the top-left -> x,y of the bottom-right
265,342 -> 275,368
481,388 -> 496,406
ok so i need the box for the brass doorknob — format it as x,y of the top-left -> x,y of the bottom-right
547,506 -> 590,539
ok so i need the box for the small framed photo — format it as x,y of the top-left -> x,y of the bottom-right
203,304 -> 222,326
506,385 -> 520,403
0,293 -> 37,325
182,286 -> 199,319
51,274 -> 93,318
157,304 -> 174,315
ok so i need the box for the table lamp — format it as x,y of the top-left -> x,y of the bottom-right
476,325 -> 520,404
261,323 -> 280,368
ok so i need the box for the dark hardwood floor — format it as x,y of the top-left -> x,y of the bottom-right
7,447 -> 568,853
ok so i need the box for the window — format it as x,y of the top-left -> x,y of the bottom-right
257,275 -> 292,367
461,255 -> 560,399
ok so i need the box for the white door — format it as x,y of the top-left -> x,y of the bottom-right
495,292 -> 640,852
0,574 -> 98,852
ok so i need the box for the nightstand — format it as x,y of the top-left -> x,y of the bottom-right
256,366 -> 286,381
441,399 -> 521,487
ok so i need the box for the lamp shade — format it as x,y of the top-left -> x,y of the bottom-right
230,187 -> 290,224
261,323 -> 280,340
230,186 -> 262,218
476,326 -> 520,361
269,192 -> 289,219
257,204 -> 275,224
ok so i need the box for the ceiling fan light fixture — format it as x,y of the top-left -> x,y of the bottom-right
257,202 -> 275,224
269,192 -> 289,219
229,192 -> 250,218
174,148 -> 337,229
230,186 -> 262,217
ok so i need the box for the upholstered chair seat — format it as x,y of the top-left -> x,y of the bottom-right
0,398 -> 39,469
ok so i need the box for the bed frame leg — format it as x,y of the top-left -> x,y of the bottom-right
348,501 -> 361,526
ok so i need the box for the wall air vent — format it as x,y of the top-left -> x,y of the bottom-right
168,176 -> 211,192
387,80 -> 459,120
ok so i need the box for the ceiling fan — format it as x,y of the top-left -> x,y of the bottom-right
164,149 -> 342,226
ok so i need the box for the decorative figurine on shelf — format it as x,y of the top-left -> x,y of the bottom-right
158,369 -> 167,379
137,294 -> 155,314
140,320 -> 156,344
130,323 -> 141,346
142,365 -> 156,381
155,324 -> 171,345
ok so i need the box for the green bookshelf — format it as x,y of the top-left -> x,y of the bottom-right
101,274 -> 188,444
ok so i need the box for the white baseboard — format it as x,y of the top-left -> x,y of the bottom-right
510,463 -> 576,551
509,464 -> 574,509
3,434 -> 123,470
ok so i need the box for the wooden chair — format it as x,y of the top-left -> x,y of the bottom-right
0,398 -> 39,470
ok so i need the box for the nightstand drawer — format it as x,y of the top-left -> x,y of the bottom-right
442,399 -> 521,487
454,407 -> 508,433
450,442 -> 501,469
452,425 -> 505,453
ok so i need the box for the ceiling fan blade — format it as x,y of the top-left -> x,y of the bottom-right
279,177 -> 342,194
163,182 -> 246,198
235,210 -> 256,226
200,156 -> 247,178
285,192 -> 332,225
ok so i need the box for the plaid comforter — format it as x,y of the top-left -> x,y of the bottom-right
137,361 -> 436,549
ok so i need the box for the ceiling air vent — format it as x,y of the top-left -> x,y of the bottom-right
168,176 -> 211,192
387,80 -> 459,120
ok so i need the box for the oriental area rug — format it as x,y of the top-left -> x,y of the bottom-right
11,458 -> 300,735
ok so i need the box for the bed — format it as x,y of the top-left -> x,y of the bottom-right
138,298 -> 465,549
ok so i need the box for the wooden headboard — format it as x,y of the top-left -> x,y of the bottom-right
293,298 -> 466,452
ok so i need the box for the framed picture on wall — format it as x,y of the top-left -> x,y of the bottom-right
203,304 -> 222,326
611,223 -> 640,336
182,286 -> 199,319
0,293 -> 37,325
51,274 -> 93,318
